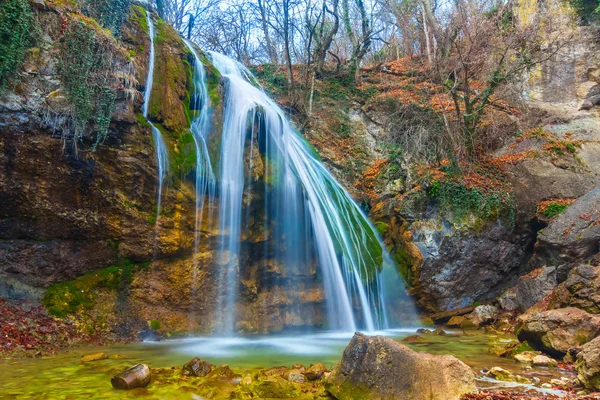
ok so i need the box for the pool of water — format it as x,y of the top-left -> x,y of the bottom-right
0,329 -> 573,399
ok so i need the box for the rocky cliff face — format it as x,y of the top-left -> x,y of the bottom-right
1,0 -> 599,336
0,1 -> 333,335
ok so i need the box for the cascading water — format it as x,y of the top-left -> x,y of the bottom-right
143,11 -> 169,225
183,40 -> 217,300
203,51 -> 416,334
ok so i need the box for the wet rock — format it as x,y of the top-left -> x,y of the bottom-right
81,353 -> 108,362
401,335 -> 429,343
485,367 -> 531,383
470,305 -> 499,326
111,364 -> 151,390
285,369 -> 306,384
205,365 -> 240,382
238,375 -> 299,398
430,306 -> 474,324
549,264 -> 600,314
447,315 -> 466,327
261,366 -> 288,377
517,307 -> 600,356
516,267 -> 557,311
532,355 -> 558,367
534,186 -> 600,273
325,332 -> 477,400
408,218 -> 525,312
513,351 -> 539,364
577,336 -> 600,390
304,363 -> 327,381
497,287 -> 519,311
181,357 -> 213,377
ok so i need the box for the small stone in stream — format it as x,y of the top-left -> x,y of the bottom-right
285,369 -> 306,383
292,363 -> 305,372
485,367 -> 531,384
433,329 -> 447,336
240,376 -> 252,385
304,363 -> 327,381
532,355 -> 557,367
401,335 -> 429,343
416,328 -> 433,334
81,352 -> 108,362
111,364 -> 151,390
513,351 -> 539,364
261,366 -> 288,377
549,378 -> 569,388
486,367 -> 514,381
205,364 -> 240,381
182,357 -> 214,377
541,383 -> 552,388
460,317 -> 480,330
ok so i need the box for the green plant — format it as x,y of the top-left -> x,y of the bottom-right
58,21 -> 117,150
149,319 -> 161,330
428,179 -> 515,224
80,0 -> 132,36
541,202 -> 569,218
0,0 -> 36,90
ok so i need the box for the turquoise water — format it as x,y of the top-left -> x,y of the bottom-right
0,330 -> 573,399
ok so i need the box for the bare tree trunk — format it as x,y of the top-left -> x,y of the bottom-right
283,0 -> 294,87
422,5 -> 433,66
257,0 -> 278,64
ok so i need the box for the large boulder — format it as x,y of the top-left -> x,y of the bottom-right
517,307 -> 600,356
325,332 -> 477,400
577,336 -> 600,390
515,266 -> 557,311
534,186 -> 600,277
549,264 -> 600,314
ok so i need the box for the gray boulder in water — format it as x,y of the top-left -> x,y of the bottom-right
325,332 -> 477,400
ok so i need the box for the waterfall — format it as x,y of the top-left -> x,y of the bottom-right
203,51 -> 414,334
143,11 -> 169,227
183,40 -> 217,301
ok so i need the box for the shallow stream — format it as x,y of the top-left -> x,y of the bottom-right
0,329 -> 572,399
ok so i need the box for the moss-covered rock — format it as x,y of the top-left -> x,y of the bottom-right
325,332 -> 477,400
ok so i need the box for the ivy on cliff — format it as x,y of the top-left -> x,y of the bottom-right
0,0 -> 36,91
58,21 -> 117,150
79,0 -> 132,36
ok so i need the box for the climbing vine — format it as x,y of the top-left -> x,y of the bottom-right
58,21 -> 117,150
0,0 -> 36,91
79,0 -> 132,36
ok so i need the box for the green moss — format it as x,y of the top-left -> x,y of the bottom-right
394,245 -> 413,285
374,221 -> 389,235
42,261 -> 147,317
171,131 -> 197,176
203,60 -> 221,107
130,5 -> 148,34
